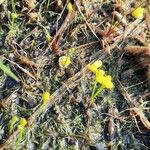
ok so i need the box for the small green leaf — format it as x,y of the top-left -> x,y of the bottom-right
0,61 -> 19,82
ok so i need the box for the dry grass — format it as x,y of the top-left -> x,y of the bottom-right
0,0 -> 150,149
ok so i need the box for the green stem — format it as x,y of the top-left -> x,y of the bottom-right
93,85 -> 104,99
11,14 -> 15,32
47,0 -> 51,7
16,128 -> 24,146
9,120 -> 17,133
89,86 -> 104,106
10,0 -> 16,34
40,101 -> 46,113
91,79 -> 97,100
12,0 -> 15,12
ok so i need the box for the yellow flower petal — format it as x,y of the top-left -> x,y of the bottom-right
93,60 -> 102,68
96,75 -> 105,84
67,2 -> 73,12
103,81 -> 114,89
131,7 -> 144,19
101,76 -> 114,89
96,74 -> 114,89
87,64 -> 96,73
19,118 -> 27,127
105,75 -> 112,81
87,60 -> 102,73
59,56 -> 71,68
96,69 -> 105,77
95,69 -> 105,83
42,91 -> 50,103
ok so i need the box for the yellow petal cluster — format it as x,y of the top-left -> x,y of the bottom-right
87,60 -> 102,73
131,7 -> 144,19
59,56 -> 71,68
96,69 -> 105,78
19,118 -> 27,127
42,91 -> 50,103
96,71 -> 114,90
67,2 -> 73,12
101,75 -> 114,89
88,60 -> 114,92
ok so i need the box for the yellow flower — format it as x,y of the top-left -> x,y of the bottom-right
96,73 -> 114,89
131,7 -> 144,19
101,75 -> 114,89
19,118 -> 27,127
87,60 -> 102,73
96,69 -> 105,77
67,2 -> 73,12
105,75 -> 112,81
95,69 -> 105,83
42,91 -> 50,103
59,56 -> 71,68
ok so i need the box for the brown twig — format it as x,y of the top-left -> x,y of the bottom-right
125,46 -> 150,56
75,0 -> 100,40
50,4 -> 76,53
118,80 -> 150,130
123,18 -> 143,39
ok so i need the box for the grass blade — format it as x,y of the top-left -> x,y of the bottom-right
0,61 -> 19,82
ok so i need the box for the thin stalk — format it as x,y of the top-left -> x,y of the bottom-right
91,79 -> 97,100
93,85 -> 104,98
10,0 -> 16,34
16,128 -> 24,146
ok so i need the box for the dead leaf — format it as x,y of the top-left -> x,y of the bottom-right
25,0 -> 36,10
125,45 -> 150,79
14,50 -> 37,67
132,108 -> 150,130
29,12 -> 39,22
125,46 -> 150,56
113,11 -> 128,26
